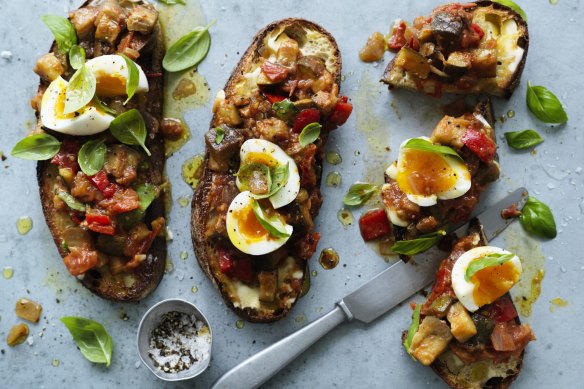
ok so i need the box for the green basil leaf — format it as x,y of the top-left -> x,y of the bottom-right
272,99 -> 299,122
237,163 -> 272,198
11,134 -> 61,160
92,96 -> 117,115
403,304 -> 422,355
343,182 -> 379,206
215,127 -> 225,144
64,65 -> 96,114
465,253 -> 515,282
57,191 -> 86,212
159,0 -> 186,4
520,196 -> 557,239
120,54 -> 139,104
494,0 -> 527,21
109,109 -> 151,156
299,122 -> 322,147
60,316 -> 113,367
40,14 -> 77,53
526,82 -> 568,124
118,183 -> 158,228
69,45 -> 85,70
269,162 -> 290,196
251,199 -> 291,238
504,129 -> 544,150
403,138 -> 461,159
78,139 -> 106,176
391,230 -> 447,255
163,20 -> 215,72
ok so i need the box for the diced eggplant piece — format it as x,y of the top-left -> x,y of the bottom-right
447,302 -> 477,343
34,53 -> 65,82
409,316 -> 453,365
258,271 -> 278,302
297,55 -> 326,79
104,144 -> 142,186
127,4 -> 158,35
444,51 -> 471,79
213,91 -> 243,126
430,115 -> 469,149
472,48 -> 497,78
255,118 -> 289,143
94,0 -> 127,45
312,90 -> 338,116
204,126 -> 244,172
395,47 -> 431,79
418,26 -> 434,43
69,6 -> 98,39
431,12 -> 464,52
96,234 -> 127,256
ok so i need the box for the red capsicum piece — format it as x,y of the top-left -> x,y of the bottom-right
462,128 -> 497,162
490,295 -> 518,323
264,92 -> 286,104
330,96 -> 353,125
218,248 -> 234,274
293,108 -> 321,133
51,140 -> 81,173
359,208 -> 392,241
88,170 -> 117,198
232,256 -> 253,283
387,21 -> 407,52
85,211 -> 114,235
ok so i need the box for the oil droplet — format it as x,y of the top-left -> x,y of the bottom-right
191,286 -> 198,293
311,270 -> 318,277
549,0 -> 559,4
165,257 -> 174,274
326,171 -> 342,187
294,314 -> 306,325
514,269 -> 544,317
178,196 -> 191,208
507,110 -> 515,118
172,78 -> 197,100
337,208 -> 354,229
319,248 -> 340,270
182,154 -> 205,189
235,320 -> 245,329
325,151 -> 342,165
549,297 -> 568,312
180,251 -> 188,260
52,359 -> 60,367
16,216 -> 33,235
3,266 -> 14,279
300,272 -> 310,297
354,150 -> 361,156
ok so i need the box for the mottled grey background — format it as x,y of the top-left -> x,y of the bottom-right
0,0 -> 582,388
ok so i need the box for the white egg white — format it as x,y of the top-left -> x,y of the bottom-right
388,137 -> 471,207
226,191 -> 293,256
451,246 -> 522,312
85,55 -> 149,96
236,139 -> 300,209
381,180 -> 409,227
40,77 -> 114,136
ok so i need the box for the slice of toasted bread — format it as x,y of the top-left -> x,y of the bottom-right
382,1 -> 529,98
36,0 -> 166,301
192,19 -> 342,322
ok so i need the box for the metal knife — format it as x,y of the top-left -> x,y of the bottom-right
211,188 -> 528,389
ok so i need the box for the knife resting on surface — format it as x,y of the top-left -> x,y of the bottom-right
211,188 -> 529,389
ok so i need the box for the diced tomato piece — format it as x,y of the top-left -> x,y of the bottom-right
86,211 -> 114,235
264,92 -> 286,104
409,36 -> 420,51
51,140 -> 81,173
462,128 -> 497,162
387,21 -> 407,52
218,248 -> 234,274
359,208 -> 392,241
98,187 -> 140,214
339,95 -> 348,104
232,256 -> 254,283
86,212 -> 111,225
490,295 -> 518,323
296,232 -> 321,260
260,61 -> 289,83
88,171 -> 112,194
330,102 -> 353,125
299,144 -> 317,188
101,183 -> 118,198
63,246 -> 99,276
471,23 -> 485,40
87,223 -> 115,235
293,108 -> 321,133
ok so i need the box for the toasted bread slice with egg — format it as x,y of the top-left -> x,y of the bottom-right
382,1 -> 528,98
192,19 -> 346,322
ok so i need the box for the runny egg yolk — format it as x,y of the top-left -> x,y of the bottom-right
235,204 -> 268,241
243,152 -> 279,167
95,71 -> 127,97
54,87 -> 76,120
471,261 -> 520,307
396,149 -> 458,196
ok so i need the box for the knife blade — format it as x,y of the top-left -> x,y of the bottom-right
211,188 -> 528,389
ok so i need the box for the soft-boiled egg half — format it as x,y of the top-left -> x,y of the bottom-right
40,77 -> 115,135
226,191 -> 293,256
236,139 -> 300,209
386,137 -> 471,207
451,246 -> 522,312
85,54 -> 149,97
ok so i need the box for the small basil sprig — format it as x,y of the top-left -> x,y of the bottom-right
57,191 -> 86,212
237,162 -> 289,199
343,182 -> 379,206
251,199 -> 291,238
494,0 -> 527,20
299,122 -> 322,147
163,20 -> 215,72
465,253 -> 515,281
60,316 -> 113,367
272,99 -> 299,122
65,64 -> 96,114
109,109 -> 151,156
40,14 -> 77,53
69,45 -> 86,70
391,230 -> 447,255
403,138 -> 461,159
504,129 -> 544,150
120,54 -> 139,104
215,127 -> 225,144
403,304 -> 422,355
119,183 -> 158,227
78,139 -> 106,176
526,82 -> 568,124
11,134 -> 61,160
520,196 -> 557,239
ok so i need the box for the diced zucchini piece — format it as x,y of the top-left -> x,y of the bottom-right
395,47 -> 431,79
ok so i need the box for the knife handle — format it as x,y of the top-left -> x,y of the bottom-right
211,306 -> 348,389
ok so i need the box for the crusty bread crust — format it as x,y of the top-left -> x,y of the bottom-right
192,19 -> 341,322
